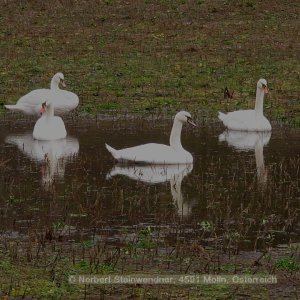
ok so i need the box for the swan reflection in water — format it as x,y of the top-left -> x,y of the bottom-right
219,131 -> 271,185
107,164 -> 194,218
5,133 -> 79,189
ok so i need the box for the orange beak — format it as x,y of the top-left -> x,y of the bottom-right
39,103 -> 47,114
263,86 -> 269,94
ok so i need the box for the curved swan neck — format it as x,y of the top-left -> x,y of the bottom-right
255,87 -> 265,115
50,77 -> 61,90
170,118 -> 184,150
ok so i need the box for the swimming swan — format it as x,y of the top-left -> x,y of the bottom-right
105,111 -> 196,164
33,101 -> 67,141
218,79 -> 271,131
5,73 -> 79,116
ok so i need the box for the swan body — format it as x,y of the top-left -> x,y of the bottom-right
33,101 -> 67,141
218,79 -> 271,131
105,111 -> 196,164
5,73 -> 79,116
106,143 -> 193,165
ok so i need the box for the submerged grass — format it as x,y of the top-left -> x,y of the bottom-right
0,120 -> 299,299
0,226 -> 298,299
0,1 -> 300,298
1,116 -> 300,293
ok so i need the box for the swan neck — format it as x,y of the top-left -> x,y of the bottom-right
255,87 -> 264,115
170,119 -> 183,150
46,104 -> 54,118
50,78 -> 60,90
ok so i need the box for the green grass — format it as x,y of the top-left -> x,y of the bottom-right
0,255 -> 115,299
0,0 -> 299,122
274,257 -> 300,271
0,1 -> 299,299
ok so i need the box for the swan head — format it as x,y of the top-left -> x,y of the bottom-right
257,79 -> 268,94
175,111 -> 197,127
53,72 -> 66,88
39,100 -> 53,115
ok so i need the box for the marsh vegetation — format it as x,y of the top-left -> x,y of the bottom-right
0,0 -> 300,298
0,115 -> 299,298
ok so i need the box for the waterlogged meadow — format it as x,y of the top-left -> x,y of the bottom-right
0,1 -> 300,297
0,114 -> 299,299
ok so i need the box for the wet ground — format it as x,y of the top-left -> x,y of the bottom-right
0,114 -> 299,248
0,113 -> 299,298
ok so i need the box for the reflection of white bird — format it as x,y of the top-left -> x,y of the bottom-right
107,164 -> 194,217
218,131 -> 271,151
33,101 -> 67,141
5,133 -> 79,189
218,79 -> 271,131
5,73 -> 79,116
105,111 -> 196,164
254,137 -> 268,185
219,130 -> 270,185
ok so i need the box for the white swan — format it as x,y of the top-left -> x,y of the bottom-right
5,73 -> 79,116
105,111 -> 196,164
33,101 -> 67,141
219,130 -> 270,185
107,164 -> 194,217
5,133 -> 79,189
218,79 -> 271,131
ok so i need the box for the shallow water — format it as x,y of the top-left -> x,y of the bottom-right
0,115 -> 299,251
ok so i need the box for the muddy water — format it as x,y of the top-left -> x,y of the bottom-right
0,115 -> 299,250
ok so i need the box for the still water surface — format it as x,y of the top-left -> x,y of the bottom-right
0,115 -> 299,250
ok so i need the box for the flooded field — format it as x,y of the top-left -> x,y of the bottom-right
0,114 -> 299,298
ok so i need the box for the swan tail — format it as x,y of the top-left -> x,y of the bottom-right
4,104 -> 23,112
218,111 -> 227,121
105,144 -> 119,160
